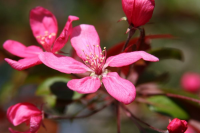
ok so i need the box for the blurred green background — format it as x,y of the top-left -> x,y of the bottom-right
1,0 -> 200,133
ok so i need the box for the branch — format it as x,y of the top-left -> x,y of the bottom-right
47,100 -> 113,120
138,92 -> 200,104
116,101 -> 121,133
120,103 -> 167,133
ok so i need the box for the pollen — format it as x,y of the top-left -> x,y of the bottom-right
37,31 -> 56,45
40,41 -> 45,45
36,35 -> 41,39
81,45 -> 107,75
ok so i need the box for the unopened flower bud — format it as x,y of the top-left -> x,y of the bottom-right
121,0 -> 155,27
167,118 -> 188,133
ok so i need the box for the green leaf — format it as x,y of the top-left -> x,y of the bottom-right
36,77 -> 83,107
0,70 -> 27,105
147,96 -> 189,119
136,71 -> 169,86
148,48 -> 184,61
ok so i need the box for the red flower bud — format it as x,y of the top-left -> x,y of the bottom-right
121,0 -> 155,27
167,118 -> 188,133
7,102 -> 43,133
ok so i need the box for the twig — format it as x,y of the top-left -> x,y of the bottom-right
138,92 -> 200,104
120,103 -> 167,133
116,101 -> 121,133
47,100 -> 113,120
122,28 -> 136,52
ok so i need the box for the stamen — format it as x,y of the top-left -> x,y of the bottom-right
36,31 -> 56,45
41,37 -> 45,40
36,36 -> 41,39
51,33 -> 56,36
81,45 -> 107,75
40,41 -> 45,45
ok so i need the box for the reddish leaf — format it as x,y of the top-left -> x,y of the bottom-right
107,34 -> 174,57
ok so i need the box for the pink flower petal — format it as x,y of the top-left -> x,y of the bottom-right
29,116 -> 42,133
104,51 -> 159,68
5,56 -> 42,71
102,72 -> 136,104
26,46 -> 43,54
30,6 -> 58,51
52,16 -> 79,53
67,76 -> 101,93
71,24 -> 101,59
39,52 -> 90,74
122,0 -> 155,27
3,40 -> 39,58
7,103 -> 42,126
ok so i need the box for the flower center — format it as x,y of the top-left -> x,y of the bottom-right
36,31 -> 56,45
82,45 -> 107,75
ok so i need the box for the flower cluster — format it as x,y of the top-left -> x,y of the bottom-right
3,0 -> 169,133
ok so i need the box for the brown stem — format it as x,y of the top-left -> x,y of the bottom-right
138,92 -> 200,104
137,28 -> 145,50
122,28 -> 136,52
47,100 -> 113,120
120,104 -> 167,133
116,101 -> 121,133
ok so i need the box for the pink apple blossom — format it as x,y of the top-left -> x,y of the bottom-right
122,0 -> 155,27
181,72 -> 200,93
7,102 -> 43,133
39,24 -> 159,104
167,118 -> 188,133
3,6 -> 78,70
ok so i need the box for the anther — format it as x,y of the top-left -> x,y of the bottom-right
36,36 -> 41,39
51,33 -> 56,36
40,41 -> 45,45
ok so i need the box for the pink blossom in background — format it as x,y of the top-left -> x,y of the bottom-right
185,125 -> 196,133
7,102 -> 43,133
167,118 -> 188,133
181,72 -> 200,93
3,6 -> 79,70
39,24 -> 159,104
121,0 -> 155,27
